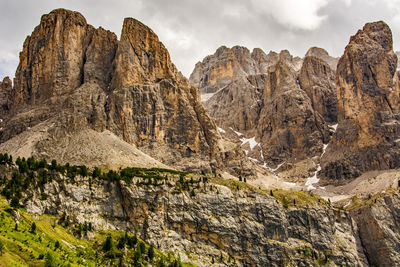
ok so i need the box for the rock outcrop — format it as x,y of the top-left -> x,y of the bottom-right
15,163 -> 400,267
299,52 -> 338,123
0,9 -> 253,175
191,46 -> 335,168
189,46 -> 302,95
0,76 -> 12,117
320,21 -> 400,181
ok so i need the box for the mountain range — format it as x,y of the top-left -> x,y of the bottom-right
0,8 -> 400,266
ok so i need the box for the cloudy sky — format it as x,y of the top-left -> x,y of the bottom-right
1,0 -> 400,79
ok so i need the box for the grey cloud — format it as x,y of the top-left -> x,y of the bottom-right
1,0 -> 400,79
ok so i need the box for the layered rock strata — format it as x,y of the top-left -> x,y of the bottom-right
18,168 -> 400,267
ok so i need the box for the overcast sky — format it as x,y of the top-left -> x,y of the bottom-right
1,0 -> 400,79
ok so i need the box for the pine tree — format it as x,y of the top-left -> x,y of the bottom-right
44,252 -> 56,267
148,244 -> 155,260
30,222 -> 36,234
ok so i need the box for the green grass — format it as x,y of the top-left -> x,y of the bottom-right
0,196 -> 192,266
211,177 -> 327,208
271,189 -> 329,208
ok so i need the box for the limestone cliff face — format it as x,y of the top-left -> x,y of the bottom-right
0,9 -> 251,174
189,46 -> 302,95
191,46 -> 334,167
13,9 -> 92,107
299,54 -> 338,123
0,77 -> 12,117
305,47 -> 338,71
18,166 -> 400,267
258,61 -> 330,165
321,21 -> 400,181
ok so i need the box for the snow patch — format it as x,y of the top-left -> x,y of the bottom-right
264,161 -> 285,173
217,127 -> 226,134
284,182 -> 296,187
240,136 -> 259,150
305,164 -> 321,190
329,123 -> 338,132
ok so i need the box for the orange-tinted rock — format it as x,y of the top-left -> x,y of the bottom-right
2,8 -> 251,175
321,21 -> 400,181
13,9 -> 91,107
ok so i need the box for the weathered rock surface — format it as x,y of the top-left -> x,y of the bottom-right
299,53 -> 338,123
191,46 -> 335,167
0,8 -> 253,175
18,166 -> 400,267
257,61 -> 330,165
321,21 -> 400,181
189,46 -> 302,95
0,76 -> 12,117
305,47 -> 338,71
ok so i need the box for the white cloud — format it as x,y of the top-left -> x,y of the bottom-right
251,0 -> 329,30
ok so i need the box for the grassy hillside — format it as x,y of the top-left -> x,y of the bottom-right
0,196 -> 191,266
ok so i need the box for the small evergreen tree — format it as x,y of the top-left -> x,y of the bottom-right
282,196 -> 289,209
44,252 -> 57,267
103,235 -> 114,252
10,197 -> 20,208
148,244 -> 155,261
30,222 -> 37,234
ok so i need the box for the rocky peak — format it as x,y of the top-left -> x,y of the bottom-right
321,21 -> 400,181
111,18 -> 177,88
352,21 -> 393,52
299,54 -> 338,123
1,8 -> 253,175
13,8 -> 92,107
305,47 -> 338,70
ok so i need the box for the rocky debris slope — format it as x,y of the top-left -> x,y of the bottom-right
320,21 -> 400,182
191,46 -> 336,169
0,8 -> 252,175
6,160 -> 397,267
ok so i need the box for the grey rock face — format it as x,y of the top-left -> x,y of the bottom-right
21,168 -> 400,267
190,46 -> 336,168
